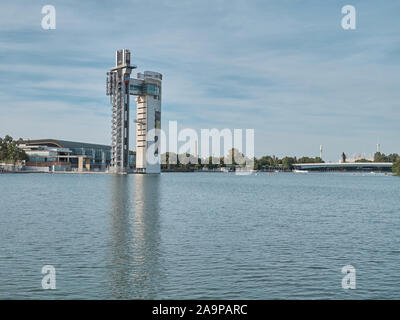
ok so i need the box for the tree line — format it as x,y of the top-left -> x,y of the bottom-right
373,152 -> 399,163
254,156 -> 323,170
160,149 -> 400,173
160,149 -> 323,171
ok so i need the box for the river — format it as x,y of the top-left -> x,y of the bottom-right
0,172 -> 399,299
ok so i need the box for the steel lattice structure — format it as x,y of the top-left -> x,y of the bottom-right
106,49 -> 135,172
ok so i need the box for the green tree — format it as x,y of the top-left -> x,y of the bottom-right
297,156 -> 323,164
257,155 -> 273,170
281,157 -> 296,170
206,156 -> 220,169
355,159 -> 372,163
393,159 -> 400,176
388,153 -> 399,163
374,152 -> 389,162
0,135 -> 28,163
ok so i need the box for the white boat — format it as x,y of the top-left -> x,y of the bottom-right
235,168 -> 257,175
293,169 -> 309,173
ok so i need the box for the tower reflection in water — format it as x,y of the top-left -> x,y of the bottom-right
107,174 -> 163,299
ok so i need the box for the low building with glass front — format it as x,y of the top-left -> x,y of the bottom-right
18,139 -> 118,171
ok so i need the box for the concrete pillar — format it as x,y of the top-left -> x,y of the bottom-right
85,157 -> 91,171
78,156 -> 84,172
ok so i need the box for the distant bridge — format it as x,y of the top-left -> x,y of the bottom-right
293,162 -> 393,171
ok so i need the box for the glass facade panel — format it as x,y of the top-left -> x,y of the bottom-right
144,83 -> 159,95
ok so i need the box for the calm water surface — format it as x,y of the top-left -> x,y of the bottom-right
0,172 -> 399,299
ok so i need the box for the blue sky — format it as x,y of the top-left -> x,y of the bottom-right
0,0 -> 399,160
